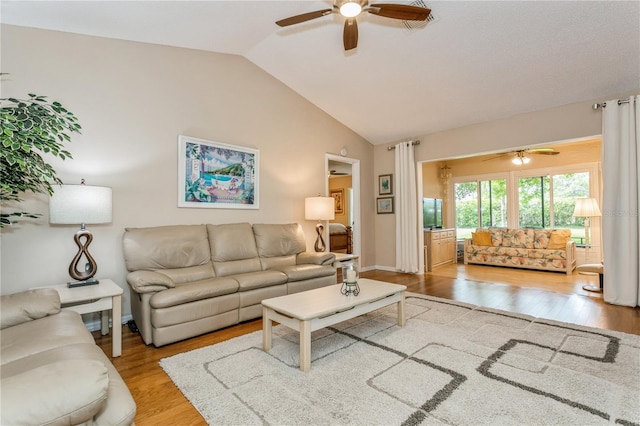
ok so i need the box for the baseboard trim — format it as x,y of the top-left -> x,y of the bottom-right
83,313 -> 133,333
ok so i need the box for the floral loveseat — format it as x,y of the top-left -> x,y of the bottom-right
464,228 -> 576,274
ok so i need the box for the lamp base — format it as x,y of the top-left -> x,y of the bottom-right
68,278 -> 100,288
314,222 -> 326,252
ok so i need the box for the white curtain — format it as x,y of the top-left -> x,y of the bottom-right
394,141 -> 419,273
601,95 -> 639,307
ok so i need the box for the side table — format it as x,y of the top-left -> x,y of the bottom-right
45,279 -> 123,357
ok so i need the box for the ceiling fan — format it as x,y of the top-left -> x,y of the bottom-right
484,148 -> 560,165
275,1 -> 432,51
329,169 -> 350,176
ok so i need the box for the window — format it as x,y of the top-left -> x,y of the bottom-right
454,179 -> 507,238
452,164 -> 597,245
518,172 -> 589,242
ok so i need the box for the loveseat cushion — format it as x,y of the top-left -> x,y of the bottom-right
278,264 -> 336,282
1,359 -> 109,426
297,251 -> 336,265
1,342 -> 136,426
0,288 -> 61,329
0,310 -> 94,365
501,228 -> 534,248
149,277 -> 239,309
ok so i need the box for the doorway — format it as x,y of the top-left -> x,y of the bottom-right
325,153 -> 360,256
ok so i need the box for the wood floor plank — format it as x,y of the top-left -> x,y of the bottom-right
93,264 -> 640,425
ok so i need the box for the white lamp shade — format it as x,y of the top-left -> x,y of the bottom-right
572,197 -> 602,218
49,184 -> 113,225
305,196 -> 335,221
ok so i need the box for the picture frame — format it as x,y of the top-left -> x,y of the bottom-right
376,197 -> 394,214
379,174 -> 393,195
178,135 -> 259,209
330,188 -> 345,215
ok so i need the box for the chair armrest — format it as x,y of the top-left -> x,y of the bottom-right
297,252 -> 336,266
127,270 -> 176,293
1,360 -> 108,426
0,288 -> 61,329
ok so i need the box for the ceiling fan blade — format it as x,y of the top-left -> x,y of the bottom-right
368,3 -> 431,21
343,18 -> 358,51
530,151 -> 560,155
482,153 -> 509,162
275,9 -> 333,27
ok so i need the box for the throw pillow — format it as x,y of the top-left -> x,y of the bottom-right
548,229 -> 572,249
471,231 -> 492,246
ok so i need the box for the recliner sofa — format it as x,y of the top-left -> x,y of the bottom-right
0,288 -> 136,425
122,222 -> 336,346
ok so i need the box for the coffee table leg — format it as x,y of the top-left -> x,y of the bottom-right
262,307 -> 272,351
397,291 -> 406,326
300,320 -> 311,372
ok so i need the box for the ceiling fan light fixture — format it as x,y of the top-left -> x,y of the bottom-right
512,155 -> 530,165
340,1 -> 362,17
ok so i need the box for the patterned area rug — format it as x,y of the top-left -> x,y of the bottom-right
160,293 -> 640,425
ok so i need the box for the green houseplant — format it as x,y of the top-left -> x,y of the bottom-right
0,93 -> 81,227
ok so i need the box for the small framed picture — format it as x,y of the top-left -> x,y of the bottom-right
376,197 -> 394,214
330,188 -> 344,215
379,174 -> 393,195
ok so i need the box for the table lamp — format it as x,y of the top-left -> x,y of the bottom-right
572,197 -> 601,263
49,179 -> 113,287
305,196 -> 335,252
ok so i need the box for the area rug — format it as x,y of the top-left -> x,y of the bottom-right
160,293 -> 640,425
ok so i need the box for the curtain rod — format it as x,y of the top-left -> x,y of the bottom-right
592,99 -> 632,110
387,140 -> 421,151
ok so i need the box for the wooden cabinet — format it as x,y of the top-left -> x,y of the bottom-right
424,228 -> 456,272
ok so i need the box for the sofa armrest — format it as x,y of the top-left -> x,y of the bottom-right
1,360 -> 108,426
127,270 -> 176,294
0,288 -> 61,330
297,252 -> 336,266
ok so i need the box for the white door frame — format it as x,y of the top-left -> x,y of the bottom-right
325,153 -> 361,256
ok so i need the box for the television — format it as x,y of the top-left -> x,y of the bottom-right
423,198 -> 443,229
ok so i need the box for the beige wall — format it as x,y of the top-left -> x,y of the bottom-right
374,92 -> 638,269
0,25 -> 375,319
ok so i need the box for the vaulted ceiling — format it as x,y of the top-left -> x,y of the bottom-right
2,1 -> 639,145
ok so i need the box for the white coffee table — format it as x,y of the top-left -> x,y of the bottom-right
262,278 -> 406,372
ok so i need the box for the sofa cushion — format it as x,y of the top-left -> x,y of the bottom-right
471,231 -> 492,246
0,288 -> 61,329
533,229 -> 551,249
253,223 -> 306,258
549,229 -> 572,249
230,270 -> 288,291
208,223 -> 262,276
123,225 -> 212,271
149,277 -> 239,309
502,228 -> 534,248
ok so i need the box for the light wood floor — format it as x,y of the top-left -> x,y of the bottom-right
94,265 -> 640,425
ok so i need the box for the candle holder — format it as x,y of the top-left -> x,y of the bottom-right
340,261 -> 360,296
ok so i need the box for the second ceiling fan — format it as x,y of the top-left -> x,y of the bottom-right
276,1 -> 432,51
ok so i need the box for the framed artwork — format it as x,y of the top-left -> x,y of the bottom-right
178,135 -> 259,209
379,174 -> 393,195
330,188 -> 345,215
376,197 -> 394,214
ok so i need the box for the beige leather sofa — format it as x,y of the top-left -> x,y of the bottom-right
0,288 -> 136,425
123,222 -> 336,346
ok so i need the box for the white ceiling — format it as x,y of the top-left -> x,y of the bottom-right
2,1 -> 639,145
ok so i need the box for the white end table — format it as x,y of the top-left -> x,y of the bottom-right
45,279 -> 123,357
